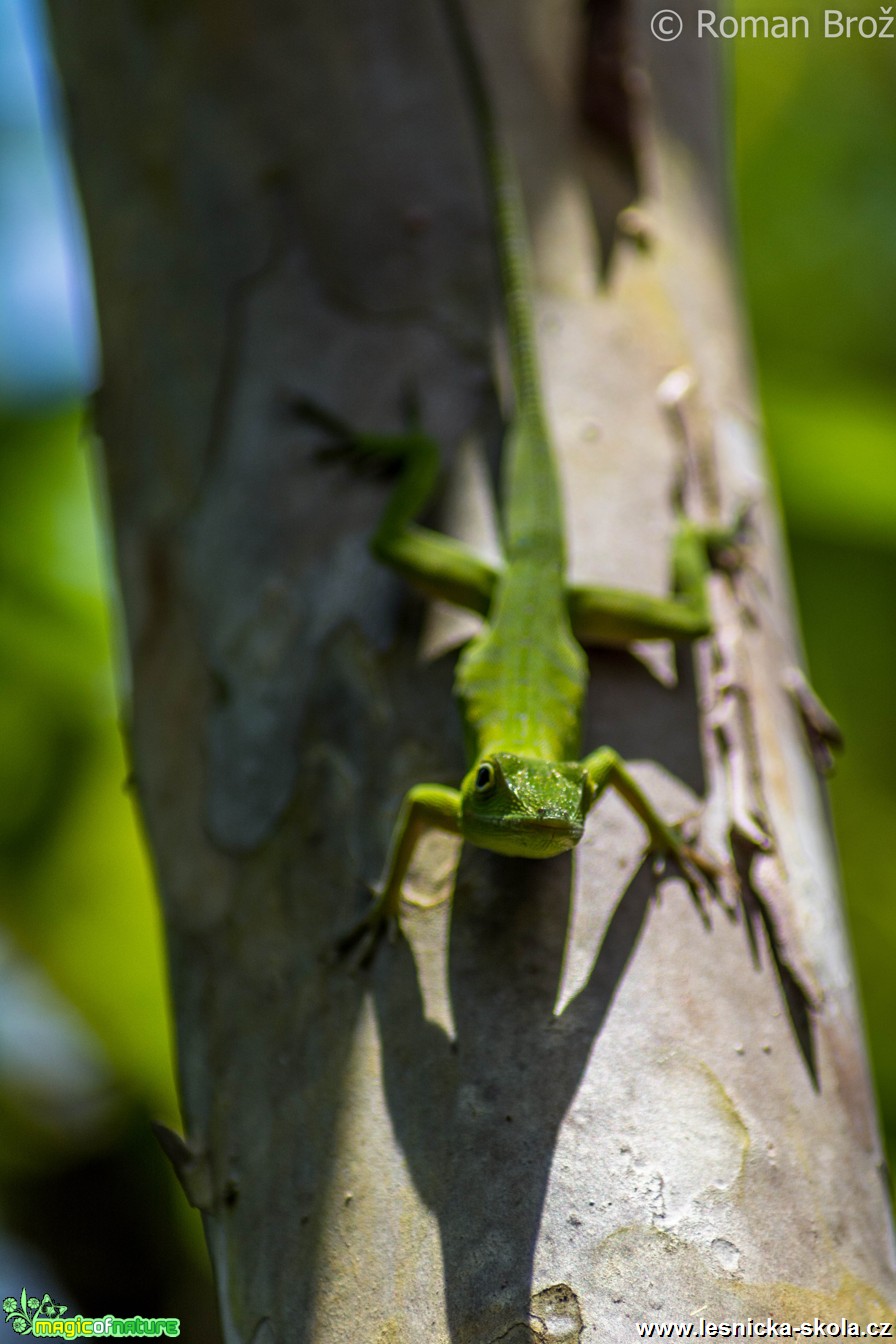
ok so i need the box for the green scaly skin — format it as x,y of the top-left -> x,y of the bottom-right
302,0 -> 733,954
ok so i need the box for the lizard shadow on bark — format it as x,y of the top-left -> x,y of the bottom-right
372,845 -> 657,1343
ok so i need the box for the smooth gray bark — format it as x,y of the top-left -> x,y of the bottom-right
49,0 -> 896,1337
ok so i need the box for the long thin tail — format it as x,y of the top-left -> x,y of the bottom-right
438,0 -> 546,438
437,0 -> 567,569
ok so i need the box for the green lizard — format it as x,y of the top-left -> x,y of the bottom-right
300,0 -> 736,950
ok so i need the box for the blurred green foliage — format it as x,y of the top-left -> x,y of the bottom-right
0,409 -> 161,1100
0,411 -> 171,1112
734,7 -> 896,1161
0,409 -> 214,1327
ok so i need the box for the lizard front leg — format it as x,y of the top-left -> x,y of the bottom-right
339,783 -> 462,961
581,747 -> 718,922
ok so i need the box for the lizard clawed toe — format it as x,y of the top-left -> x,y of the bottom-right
652,829 -> 722,928
314,442 -> 396,479
333,888 -> 400,970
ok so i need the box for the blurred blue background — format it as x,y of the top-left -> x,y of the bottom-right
0,0 -> 94,401
0,0 -> 893,1326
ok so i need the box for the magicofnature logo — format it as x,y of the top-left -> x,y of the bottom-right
3,1293 -> 179,1338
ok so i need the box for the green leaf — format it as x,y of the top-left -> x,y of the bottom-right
764,379 -> 896,547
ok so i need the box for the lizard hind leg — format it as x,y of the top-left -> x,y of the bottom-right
566,508 -> 750,648
292,389 -> 440,524
294,391 -> 500,615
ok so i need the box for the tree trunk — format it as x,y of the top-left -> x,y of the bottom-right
49,0 -> 896,1336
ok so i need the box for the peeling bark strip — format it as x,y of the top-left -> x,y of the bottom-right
49,0 -> 896,1338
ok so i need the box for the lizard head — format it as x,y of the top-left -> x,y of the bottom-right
459,753 -> 592,859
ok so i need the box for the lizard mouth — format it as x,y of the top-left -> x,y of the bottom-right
506,816 -> 583,857
470,814 -> 583,858
518,815 -> 584,848
530,816 -> 579,832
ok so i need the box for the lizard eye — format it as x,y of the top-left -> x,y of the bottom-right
474,762 -> 496,793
